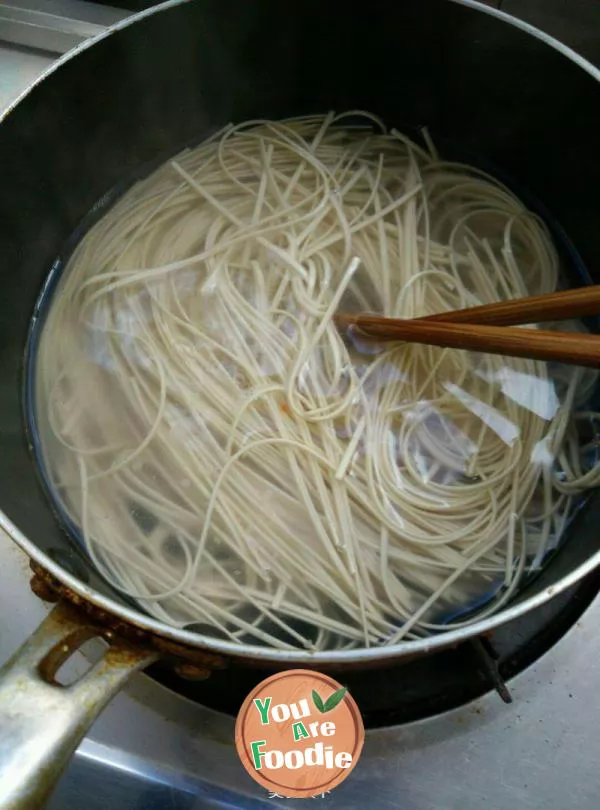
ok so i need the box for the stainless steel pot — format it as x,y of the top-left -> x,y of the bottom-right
1,0 -> 599,807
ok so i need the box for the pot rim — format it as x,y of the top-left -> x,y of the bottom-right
2,0 -> 600,664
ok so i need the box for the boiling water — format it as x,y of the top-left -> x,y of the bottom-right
26,114 -> 600,650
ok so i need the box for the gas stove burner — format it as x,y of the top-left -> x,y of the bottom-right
146,570 -> 600,729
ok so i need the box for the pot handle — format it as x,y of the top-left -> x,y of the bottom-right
0,601 -> 157,810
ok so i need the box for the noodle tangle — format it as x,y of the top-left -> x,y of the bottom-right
34,112 -> 600,650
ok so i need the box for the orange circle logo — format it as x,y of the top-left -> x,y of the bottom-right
235,669 -> 365,799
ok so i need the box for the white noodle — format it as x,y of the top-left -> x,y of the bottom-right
35,112 -> 600,651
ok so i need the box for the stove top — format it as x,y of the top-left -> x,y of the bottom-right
4,525 -> 600,810
1,4 -> 600,809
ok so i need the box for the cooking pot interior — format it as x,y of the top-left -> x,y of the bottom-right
1,0 -> 600,626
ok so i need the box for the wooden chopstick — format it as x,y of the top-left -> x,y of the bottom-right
418,285 -> 600,327
335,317 -> 600,368
334,285 -> 600,368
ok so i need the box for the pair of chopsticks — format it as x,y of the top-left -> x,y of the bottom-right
334,286 -> 600,368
